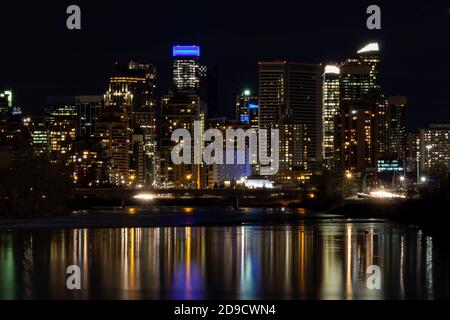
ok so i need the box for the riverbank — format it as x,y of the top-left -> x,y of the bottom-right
0,207 -> 345,230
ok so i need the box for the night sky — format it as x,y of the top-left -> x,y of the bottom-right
0,0 -> 449,130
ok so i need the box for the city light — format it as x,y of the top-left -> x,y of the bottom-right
324,65 -> 340,74
133,193 -> 154,200
369,190 -> 406,199
357,42 -> 379,54
172,45 -> 200,57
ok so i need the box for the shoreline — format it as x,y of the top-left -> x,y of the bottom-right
0,206 -> 368,231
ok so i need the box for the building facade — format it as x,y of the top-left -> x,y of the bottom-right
76,95 -> 104,138
322,65 -> 340,169
258,61 -> 323,171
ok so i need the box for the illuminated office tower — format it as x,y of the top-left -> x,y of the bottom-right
235,89 -> 259,176
346,43 -> 380,95
30,116 -> 49,155
335,100 -> 378,175
322,65 -> 340,169
76,96 -> 103,138
172,45 -> 201,91
235,89 -> 258,128
45,103 -> 77,167
419,124 -> 450,176
348,42 -> 388,157
95,107 -> 130,186
387,96 -> 407,160
278,122 -> 308,183
159,45 -> 206,189
0,90 -> 12,122
160,90 -> 204,188
336,58 -> 375,173
105,61 -> 156,114
258,61 -> 323,171
104,61 -> 157,187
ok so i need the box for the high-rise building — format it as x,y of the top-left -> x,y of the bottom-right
335,43 -> 381,177
45,103 -> 77,167
387,96 -> 407,160
322,65 -> 340,169
95,107 -> 130,186
277,122 -> 308,183
200,66 -> 219,118
172,45 -> 201,91
76,96 -> 103,138
104,61 -> 157,187
159,45 -> 206,189
0,90 -> 13,122
345,43 -> 380,96
258,61 -> 323,171
419,124 -> 450,175
30,116 -> 49,156
105,61 -> 156,114
160,90 -> 204,188
335,100 -> 378,175
235,89 -> 258,127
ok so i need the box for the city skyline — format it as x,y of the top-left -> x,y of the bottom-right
2,39 -> 449,190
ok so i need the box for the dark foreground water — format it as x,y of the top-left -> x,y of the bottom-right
1,212 -> 449,299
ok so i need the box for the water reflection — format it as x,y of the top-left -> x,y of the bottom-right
0,221 -> 449,299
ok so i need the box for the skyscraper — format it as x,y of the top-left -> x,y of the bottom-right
335,43 -> 381,177
0,90 -> 12,122
104,61 -> 157,187
172,45 -> 201,91
30,116 -> 49,156
95,107 -> 130,186
160,45 -> 205,189
322,65 -> 340,169
76,96 -> 103,138
387,96 -> 407,160
160,90 -> 203,188
200,66 -> 219,118
235,89 -> 258,127
45,102 -> 77,167
105,61 -> 157,115
258,61 -> 323,171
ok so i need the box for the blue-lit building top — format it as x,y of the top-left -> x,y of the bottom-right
173,45 -> 200,57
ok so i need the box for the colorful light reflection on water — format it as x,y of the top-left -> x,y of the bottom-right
0,221 -> 449,300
